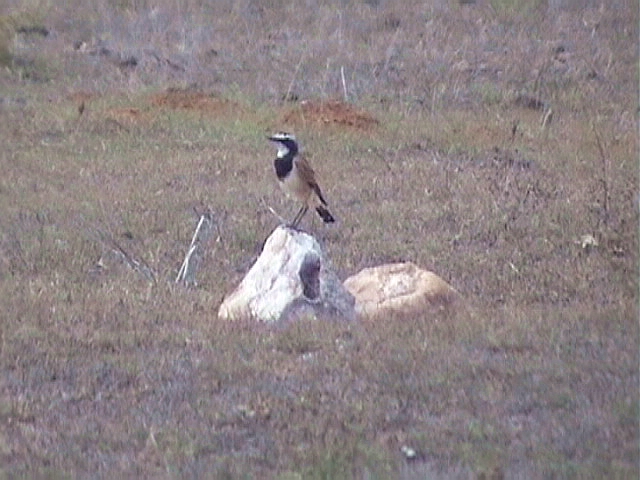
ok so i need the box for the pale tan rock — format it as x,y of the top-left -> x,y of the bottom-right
343,262 -> 458,320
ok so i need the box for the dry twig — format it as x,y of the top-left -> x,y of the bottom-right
175,210 -> 216,286
88,226 -> 156,282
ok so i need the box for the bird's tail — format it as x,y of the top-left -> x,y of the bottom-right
316,205 -> 335,223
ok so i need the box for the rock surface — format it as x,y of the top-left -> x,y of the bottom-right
218,226 -> 355,324
343,262 -> 458,320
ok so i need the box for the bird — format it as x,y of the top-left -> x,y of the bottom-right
268,132 -> 335,228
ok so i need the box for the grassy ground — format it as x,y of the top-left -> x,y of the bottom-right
0,0 -> 638,478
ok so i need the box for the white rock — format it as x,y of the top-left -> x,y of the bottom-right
218,226 -> 355,324
343,262 -> 458,320
400,445 -> 418,460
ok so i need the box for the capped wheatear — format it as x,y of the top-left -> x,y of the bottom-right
268,132 -> 335,227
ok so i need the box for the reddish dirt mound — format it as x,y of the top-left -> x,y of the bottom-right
149,88 -> 238,114
105,107 -> 151,125
68,91 -> 95,104
108,107 -> 141,118
281,100 -> 379,131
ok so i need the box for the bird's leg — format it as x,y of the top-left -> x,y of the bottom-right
292,205 -> 306,227
290,209 -> 301,228
291,205 -> 308,228
290,207 -> 301,228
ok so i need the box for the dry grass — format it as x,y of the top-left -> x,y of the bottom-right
0,0 -> 637,478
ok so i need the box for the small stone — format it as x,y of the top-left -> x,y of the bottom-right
344,262 -> 458,320
400,445 -> 417,460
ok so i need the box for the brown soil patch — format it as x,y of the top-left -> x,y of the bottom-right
149,88 -> 239,114
281,100 -> 379,131
68,91 -> 95,104
105,107 -> 150,124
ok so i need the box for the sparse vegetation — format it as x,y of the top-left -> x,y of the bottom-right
0,0 -> 637,478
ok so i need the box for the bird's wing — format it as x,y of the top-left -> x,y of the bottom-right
295,156 -> 328,205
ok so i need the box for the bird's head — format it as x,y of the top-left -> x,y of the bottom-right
268,132 -> 298,158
